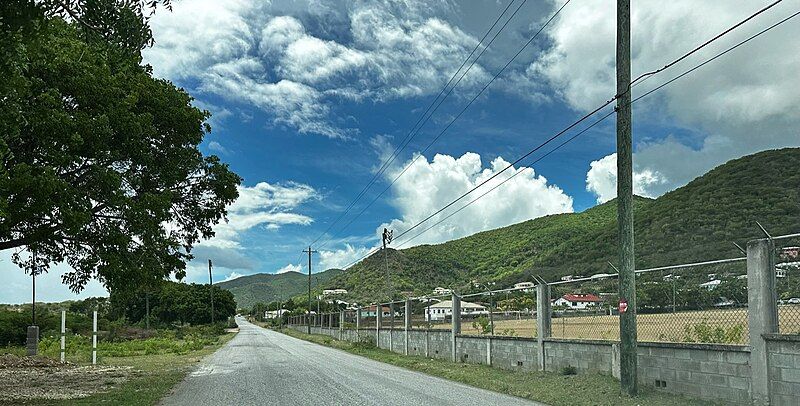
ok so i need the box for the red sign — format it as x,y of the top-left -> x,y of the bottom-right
619,299 -> 628,314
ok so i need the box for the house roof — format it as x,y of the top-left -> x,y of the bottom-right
364,305 -> 391,312
560,293 -> 603,302
429,300 -> 486,309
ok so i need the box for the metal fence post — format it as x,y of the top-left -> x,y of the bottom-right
747,238 -> 778,406
536,283 -> 552,371
339,310 -> 344,340
451,294 -> 461,362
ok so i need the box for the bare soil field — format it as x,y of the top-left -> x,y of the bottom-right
418,305 -> 800,344
0,354 -> 134,403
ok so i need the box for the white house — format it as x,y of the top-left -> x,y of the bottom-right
553,293 -> 603,310
264,309 -> 287,319
361,305 -> 393,317
700,279 -> 721,290
433,287 -> 452,295
322,288 -> 348,296
514,282 -> 535,292
425,300 -> 487,321
560,275 -> 574,282
590,273 -> 614,280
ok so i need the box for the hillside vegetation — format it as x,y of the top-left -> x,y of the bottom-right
222,148 -> 800,305
217,268 -> 343,309
325,148 -> 800,302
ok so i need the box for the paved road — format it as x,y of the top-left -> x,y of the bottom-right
162,317 -> 542,406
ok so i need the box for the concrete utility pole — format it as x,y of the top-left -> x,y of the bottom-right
616,0 -> 637,396
208,259 -> 215,324
383,228 -> 394,327
304,246 -> 317,335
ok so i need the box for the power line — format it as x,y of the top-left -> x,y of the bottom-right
337,5 -> 799,271
308,0 -> 525,248
316,0 -> 573,251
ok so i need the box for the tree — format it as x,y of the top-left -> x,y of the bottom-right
0,1 -> 241,292
110,280 -> 235,325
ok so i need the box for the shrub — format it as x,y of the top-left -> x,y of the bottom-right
683,320 -> 744,344
560,366 -> 577,375
471,316 -> 491,335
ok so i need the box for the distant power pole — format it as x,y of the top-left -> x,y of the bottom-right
616,0 -> 637,396
209,259 -> 215,324
303,246 -> 317,334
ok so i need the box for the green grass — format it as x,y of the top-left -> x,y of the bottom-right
278,328 -> 718,406
17,332 -> 235,405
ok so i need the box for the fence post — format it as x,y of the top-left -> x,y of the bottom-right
536,283 -> 551,371
92,310 -> 97,365
376,305 -> 382,346
356,307 -> 361,340
405,299 -> 411,355
60,310 -> 66,363
747,238 -> 778,406
451,294 -> 461,362
339,310 -> 344,340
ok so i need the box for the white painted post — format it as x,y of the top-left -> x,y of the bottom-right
92,310 -> 97,365
60,310 -> 66,363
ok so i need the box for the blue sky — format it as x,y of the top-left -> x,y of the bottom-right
3,0 -> 799,303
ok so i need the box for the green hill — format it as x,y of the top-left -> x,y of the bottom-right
217,268 -> 344,309
323,148 -> 800,302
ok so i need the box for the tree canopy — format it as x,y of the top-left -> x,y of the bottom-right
0,1 -> 241,292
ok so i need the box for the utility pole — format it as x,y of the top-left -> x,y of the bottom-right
208,259 -> 215,324
383,228 -> 394,327
304,246 -> 317,334
616,0 -> 637,396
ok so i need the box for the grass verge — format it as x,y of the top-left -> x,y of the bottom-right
278,328 -> 717,406
21,332 -> 235,406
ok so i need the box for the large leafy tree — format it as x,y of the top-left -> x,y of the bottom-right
0,1 -> 241,292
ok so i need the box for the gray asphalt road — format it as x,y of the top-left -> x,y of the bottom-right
162,317 -> 543,406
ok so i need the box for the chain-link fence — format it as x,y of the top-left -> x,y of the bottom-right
548,257 -> 750,344
458,289 -> 537,338
777,239 -> 800,334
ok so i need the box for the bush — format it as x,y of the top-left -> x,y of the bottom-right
560,366 -> 577,375
683,321 -> 744,344
352,335 -> 376,350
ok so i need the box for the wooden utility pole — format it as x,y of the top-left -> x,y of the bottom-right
616,0 -> 637,396
304,246 -> 317,334
208,259 -> 215,324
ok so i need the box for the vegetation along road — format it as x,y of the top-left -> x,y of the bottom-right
162,317 -> 541,406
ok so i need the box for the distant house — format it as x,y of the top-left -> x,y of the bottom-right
322,288 -> 348,296
700,279 -> 721,290
553,293 -> 603,310
781,246 -> 800,260
590,273 -> 613,280
433,287 -> 453,295
425,300 -> 487,321
362,305 -> 392,317
560,275 -> 574,282
264,309 -> 287,319
776,269 -> 787,278
514,282 -> 535,292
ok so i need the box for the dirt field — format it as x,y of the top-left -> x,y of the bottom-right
417,306 -> 800,344
0,354 -> 134,402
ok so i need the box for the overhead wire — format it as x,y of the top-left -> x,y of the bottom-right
336,4 -> 799,271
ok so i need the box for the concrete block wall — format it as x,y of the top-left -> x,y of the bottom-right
378,330 -> 391,349
638,342 -> 751,404
766,334 -> 800,406
491,336 -> 539,371
391,329 -> 405,354
544,339 -> 614,375
407,331 -> 427,356
426,330 -> 451,360
455,336 -> 488,365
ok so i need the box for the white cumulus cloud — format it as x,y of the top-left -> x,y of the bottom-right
585,153 -> 667,204
276,263 -> 303,274
535,0 -> 800,196
381,152 -> 574,246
